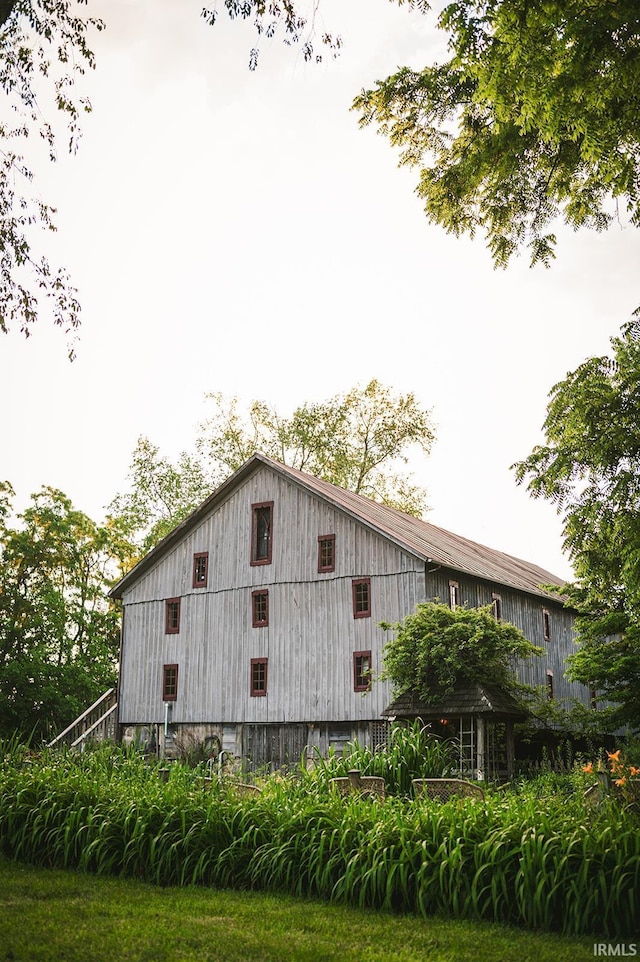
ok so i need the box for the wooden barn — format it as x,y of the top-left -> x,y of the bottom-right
109,452 -> 589,774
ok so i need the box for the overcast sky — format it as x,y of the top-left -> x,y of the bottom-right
2,0 -> 638,581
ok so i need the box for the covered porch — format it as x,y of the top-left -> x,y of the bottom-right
382,681 -> 529,781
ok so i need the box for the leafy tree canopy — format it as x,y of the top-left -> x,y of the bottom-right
110,380 -> 435,553
107,438 -> 213,558
354,0 -> 640,267
513,320 -> 640,732
5,1 -> 639,350
203,0 -> 640,265
0,482 -> 130,740
0,0 -> 103,355
380,601 -> 542,704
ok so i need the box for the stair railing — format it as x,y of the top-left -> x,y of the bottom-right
47,688 -> 117,749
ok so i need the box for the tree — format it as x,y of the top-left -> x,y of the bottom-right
0,483 -> 129,740
111,381 -> 435,551
5,2 -> 639,349
0,0 -> 103,356
513,320 -> 640,732
197,379 -> 434,511
107,437 -> 213,557
353,1 -> 640,267
203,1 -> 640,266
380,601 -> 542,704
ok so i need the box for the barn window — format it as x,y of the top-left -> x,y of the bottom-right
491,593 -> 502,621
252,589 -> 269,627
352,578 -> 371,618
542,608 -> 551,642
546,670 -> 554,701
251,502 -> 273,565
162,664 -> 178,701
317,534 -> 335,573
250,657 -> 268,697
165,598 -> 180,634
448,580 -> 459,610
353,651 -> 372,691
192,552 -> 209,588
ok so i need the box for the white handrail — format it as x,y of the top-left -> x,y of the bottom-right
70,703 -> 118,748
47,688 -> 116,747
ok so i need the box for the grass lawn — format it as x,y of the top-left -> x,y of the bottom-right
0,855 -> 607,962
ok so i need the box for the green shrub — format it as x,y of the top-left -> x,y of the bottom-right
1,741 -> 638,938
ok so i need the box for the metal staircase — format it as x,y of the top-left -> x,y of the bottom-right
47,688 -> 118,750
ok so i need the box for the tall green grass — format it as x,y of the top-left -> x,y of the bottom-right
1,741 -> 638,938
308,722 -> 460,795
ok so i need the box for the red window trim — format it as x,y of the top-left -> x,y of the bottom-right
352,578 -> 371,619
162,663 -> 178,701
250,501 -> 274,566
546,669 -> 554,701
252,589 -> 269,627
491,593 -> 502,621
353,650 -> 372,692
165,598 -> 181,634
317,534 -> 336,573
542,608 -> 551,642
448,580 -> 459,610
192,552 -> 209,588
250,657 -> 268,697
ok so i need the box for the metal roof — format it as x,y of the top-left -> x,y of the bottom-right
110,452 -> 567,600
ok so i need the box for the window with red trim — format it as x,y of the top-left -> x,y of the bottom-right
252,590 -> 269,627
163,664 -> 178,701
491,593 -> 502,621
251,502 -> 273,565
546,670 -> 554,701
353,651 -> 372,692
352,578 -> 371,618
543,608 -> 551,642
165,598 -> 180,634
250,657 -> 268,696
317,534 -> 335,573
192,552 -> 209,588
449,580 -> 459,610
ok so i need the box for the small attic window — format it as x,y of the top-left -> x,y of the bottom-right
251,502 -> 273,565
448,580 -> 459,610
491,593 -> 502,621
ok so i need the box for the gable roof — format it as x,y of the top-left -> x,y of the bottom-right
382,682 -> 529,722
110,452 -> 567,600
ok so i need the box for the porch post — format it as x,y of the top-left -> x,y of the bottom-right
476,715 -> 485,781
505,720 -> 515,779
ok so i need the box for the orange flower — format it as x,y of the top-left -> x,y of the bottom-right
615,776 -> 627,787
630,766 -> 640,777
582,762 -> 594,774
607,750 -> 622,772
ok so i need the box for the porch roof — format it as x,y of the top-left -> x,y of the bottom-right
382,681 -> 529,722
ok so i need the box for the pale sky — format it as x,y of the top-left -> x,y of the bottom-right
2,0 -> 638,581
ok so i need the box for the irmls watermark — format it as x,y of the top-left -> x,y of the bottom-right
593,946 -> 638,957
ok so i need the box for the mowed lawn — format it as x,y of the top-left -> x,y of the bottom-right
0,855 -> 603,962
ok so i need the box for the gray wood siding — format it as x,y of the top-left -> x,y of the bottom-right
424,566 -> 590,707
119,466 -> 426,725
